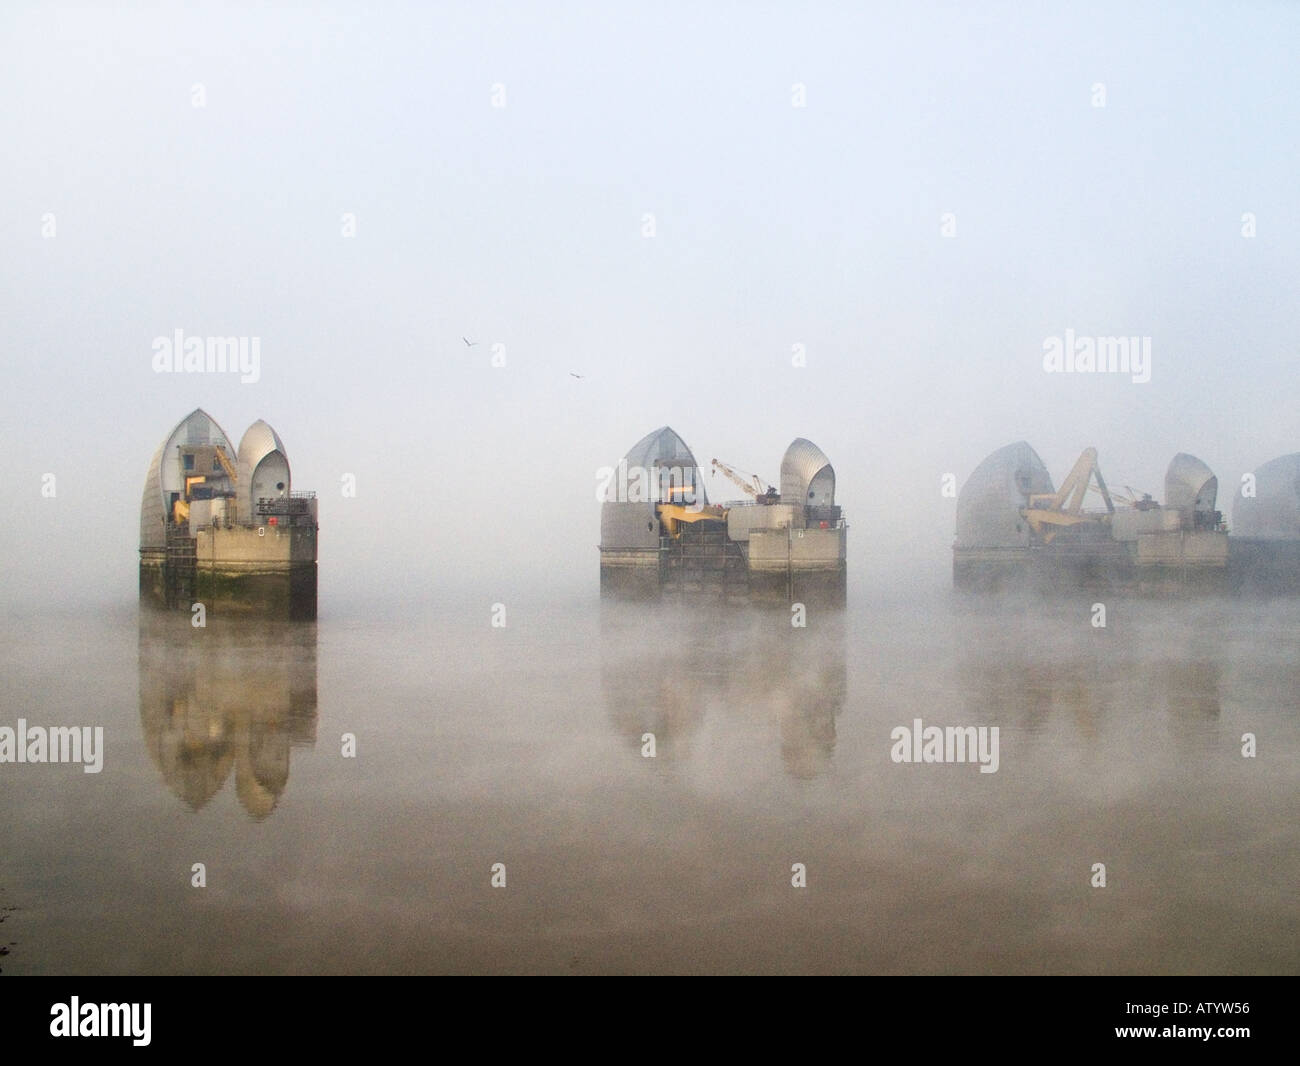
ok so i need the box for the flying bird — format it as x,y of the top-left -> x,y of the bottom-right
570,372 -> 584,379
463,336 -> 478,347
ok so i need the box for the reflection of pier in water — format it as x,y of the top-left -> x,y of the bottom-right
138,611 -> 317,819
600,604 -> 846,778
954,607 -> 1223,744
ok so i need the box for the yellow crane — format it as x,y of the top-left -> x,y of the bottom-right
711,458 -> 779,504
172,445 -> 239,523
212,444 -> 237,482
1113,485 -> 1158,511
1022,447 -> 1115,543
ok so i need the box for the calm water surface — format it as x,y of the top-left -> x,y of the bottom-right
1,591 -> 1296,974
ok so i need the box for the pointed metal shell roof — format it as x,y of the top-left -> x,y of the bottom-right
619,426 -> 702,481
600,426 -> 707,549
955,441 -> 1055,549
236,420 -> 290,489
237,419 -> 288,469
139,408 -> 236,550
237,419 -> 292,521
779,438 -> 835,506
1234,452 -> 1300,539
1164,453 -> 1218,514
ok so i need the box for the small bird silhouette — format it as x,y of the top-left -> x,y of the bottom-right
463,336 -> 478,347
570,372 -> 584,379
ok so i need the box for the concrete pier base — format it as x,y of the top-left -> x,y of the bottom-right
600,534 -> 847,608
140,526 -> 317,620
954,536 -> 1231,597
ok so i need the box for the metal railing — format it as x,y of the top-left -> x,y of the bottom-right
256,495 -> 315,513
255,494 -> 318,527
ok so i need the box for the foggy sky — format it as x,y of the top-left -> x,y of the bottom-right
2,2 -> 1297,612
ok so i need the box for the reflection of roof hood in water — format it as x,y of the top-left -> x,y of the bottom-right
779,438 -> 835,507
138,615 -> 317,820
955,441 -> 1055,549
140,696 -> 235,811
1234,453 -> 1300,540
598,607 -> 846,779
235,726 -> 291,822
600,426 -> 707,550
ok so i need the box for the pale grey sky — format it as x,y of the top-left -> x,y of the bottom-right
2,1 -> 1297,610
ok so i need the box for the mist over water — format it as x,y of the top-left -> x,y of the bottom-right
1,590 -> 1295,974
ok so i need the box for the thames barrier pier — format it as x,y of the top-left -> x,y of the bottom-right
599,426 -> 846,606
953,440 -> 1300,595
139,409 -> 318,619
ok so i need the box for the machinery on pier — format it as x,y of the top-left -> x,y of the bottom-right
954,441 -> 1228,591
173,444 -> 239,523
654,485 -> 728,539
711,459 -> 780,505
1021,447 -> 1115,544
